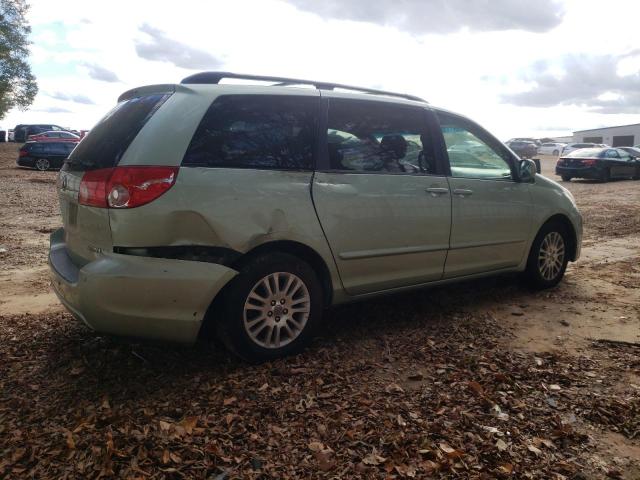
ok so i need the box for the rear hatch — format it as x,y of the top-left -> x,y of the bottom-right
58,91 -> 172,266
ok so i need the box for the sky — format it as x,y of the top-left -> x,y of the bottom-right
3,0 -> 640,140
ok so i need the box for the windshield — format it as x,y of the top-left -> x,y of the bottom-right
565,148 -> 604,158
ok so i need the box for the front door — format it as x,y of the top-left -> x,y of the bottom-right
312,98 -> 451,295
434,110 -> 533,278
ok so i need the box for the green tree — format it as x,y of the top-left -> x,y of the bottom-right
0,0 -> 37,120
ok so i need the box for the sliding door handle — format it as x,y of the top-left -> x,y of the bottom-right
425,187 -> 449,197
453,188 -> 473,197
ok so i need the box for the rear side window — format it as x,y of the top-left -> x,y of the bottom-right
182,95 -> 317,170
66,93 -> 171,171
47,143 -> 68,154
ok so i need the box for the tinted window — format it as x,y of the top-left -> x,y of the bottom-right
183,95 -> 317,170
616,149 -> 631,160
604,149 -> 619,159
437,111 -> 513,180
326,99 -> 434,174
46,143 -> 67,155
566,148 -> 605,158
66,93 -> 171,171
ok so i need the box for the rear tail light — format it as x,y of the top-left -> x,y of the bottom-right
19,149 -> 28,157
78,166 -> 179,209
581,159 -> 597,166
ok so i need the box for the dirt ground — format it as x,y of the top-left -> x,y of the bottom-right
0,142 -> 638,479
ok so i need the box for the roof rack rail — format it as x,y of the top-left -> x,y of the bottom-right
180,71 -> 427,103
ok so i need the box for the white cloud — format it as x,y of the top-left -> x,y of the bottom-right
3,0 -> 639,139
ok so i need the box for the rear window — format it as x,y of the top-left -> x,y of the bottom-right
182,95 -> 317,170
565,148 -> 604,158
65,93 -> 171,171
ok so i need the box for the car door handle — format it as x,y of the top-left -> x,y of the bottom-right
453,188 -> 473,197
425,187 -> 449,197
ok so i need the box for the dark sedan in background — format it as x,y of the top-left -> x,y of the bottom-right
505,140 -> 538,159
556,147 -> 640,182
17,141 -> 76,171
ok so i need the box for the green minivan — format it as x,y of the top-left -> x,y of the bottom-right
49,72 -> 582,361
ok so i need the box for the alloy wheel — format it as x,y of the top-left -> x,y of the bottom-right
537,231 -> 565,281
35,158 -> 49,171
243,272 -> 311,349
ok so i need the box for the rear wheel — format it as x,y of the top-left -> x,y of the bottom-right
217,253 -> 323,362
632,167 -> 640,180
561,175 -> 571,182
552,149 -> 559,156
600,168 -> 610,183
524,222 -> 570,289
35,158 -> 50,171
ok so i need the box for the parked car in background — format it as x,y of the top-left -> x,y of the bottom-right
14,124 -> 67,143
28,130 -> 80,142
48,72 -> 583,362
556,147 -> 640,182
537,142 -> 566,156
508,137 -> 541,147
561,143 -> 598,155
0,129 -> 6,142
8,129 -> 14,141
505,140 -> 538,158
17,141 -> 77,171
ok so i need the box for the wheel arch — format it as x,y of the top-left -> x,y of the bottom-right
198,240 -> 334,341
539,214 -> 578,261
232,240 -> 334,307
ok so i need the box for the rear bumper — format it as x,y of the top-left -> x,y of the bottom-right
16,157 -> 35,168
48,228 -> 238,343
555,165 -> 602,179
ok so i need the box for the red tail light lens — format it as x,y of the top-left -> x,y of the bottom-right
581,159 -> 597,166
19,149 -> 28,157
78,166 -> 179,209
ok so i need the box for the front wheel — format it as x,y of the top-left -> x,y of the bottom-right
35,158 -> 50,171
561,175 -> 572,182
524,222 -> 570,289
217,253 -> 323,362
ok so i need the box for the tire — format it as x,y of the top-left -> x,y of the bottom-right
217,252 -> 323,362
552,150 -> 559,156
600,168 -> 610,183
524,221 -> 570,290
35,158 -> 50,171
632,167 -> 640,180
561,175 -> 571,182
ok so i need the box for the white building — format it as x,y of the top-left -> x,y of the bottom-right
572,123 -> 640,147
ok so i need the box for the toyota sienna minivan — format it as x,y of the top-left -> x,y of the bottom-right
49,72 -> 582,361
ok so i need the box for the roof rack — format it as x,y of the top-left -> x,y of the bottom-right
180,71 -> 427,103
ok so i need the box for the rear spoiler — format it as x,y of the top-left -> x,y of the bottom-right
117,84 -> 177,103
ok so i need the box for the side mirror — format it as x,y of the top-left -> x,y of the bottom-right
518,158 -> 537,183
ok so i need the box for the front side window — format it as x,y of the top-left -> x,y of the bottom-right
183,95 -> 317,170
326,99 -> 435,174
616,149 -> 631,160
604,149 -> 619,159
436,111 -> 513,180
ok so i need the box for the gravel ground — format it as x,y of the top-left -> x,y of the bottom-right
0,143 -> 639,479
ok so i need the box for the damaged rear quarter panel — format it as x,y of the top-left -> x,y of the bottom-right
108,168 -> 342,295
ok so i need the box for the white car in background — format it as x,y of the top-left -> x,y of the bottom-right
537,142 -> 566,156
561,142 -> 599,155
